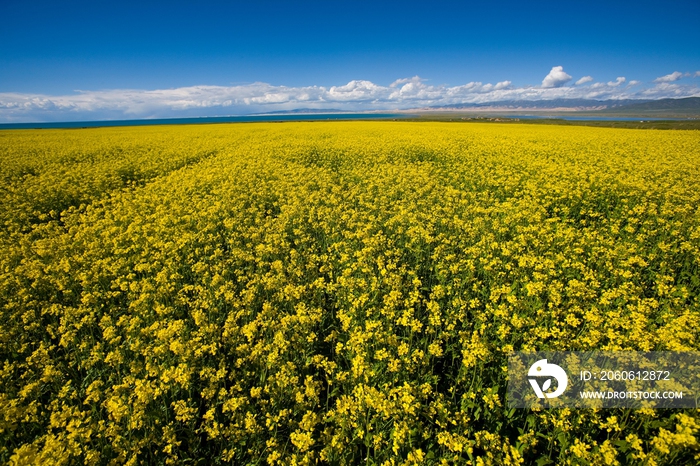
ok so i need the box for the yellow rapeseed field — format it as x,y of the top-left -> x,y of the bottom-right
1,121 -> 699,465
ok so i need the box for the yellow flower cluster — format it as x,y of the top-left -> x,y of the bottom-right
1,122 -> 699,464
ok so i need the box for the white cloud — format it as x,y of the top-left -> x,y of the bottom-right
654,71 -> 684,83
390,76 -> 424,88
388,80 -> 443,101
542,66 -> 572,88
639,81 -> 700,99
575,76 -> 593,85
607,77 -> 626,87
695,71 -> 700,78
327,80 -> 385,101
493,80 -> 512,90
2,68 -> 700,123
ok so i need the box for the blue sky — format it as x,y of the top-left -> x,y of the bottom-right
1,0 -> 699,121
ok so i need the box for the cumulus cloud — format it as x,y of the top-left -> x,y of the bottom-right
654,71 -> 684,83
695,71 -> 700,78
390,76 -> 424,87
2,68 -> 700,123
493,80 -> 512,90
639,81 -> 700,99
542,66 -> 572,88
327,80 -> 385,101
607,77 -> 626,87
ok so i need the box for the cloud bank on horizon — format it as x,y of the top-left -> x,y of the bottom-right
1,67 -> 699,122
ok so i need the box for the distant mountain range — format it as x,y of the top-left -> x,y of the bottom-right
424,98 -> 643,111
264,97 -> 700,117
595,97 -> 700,115
423,97 -> 700,115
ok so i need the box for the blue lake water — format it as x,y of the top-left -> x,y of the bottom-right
0,113 -> 692,129
0,113 -> 409,130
